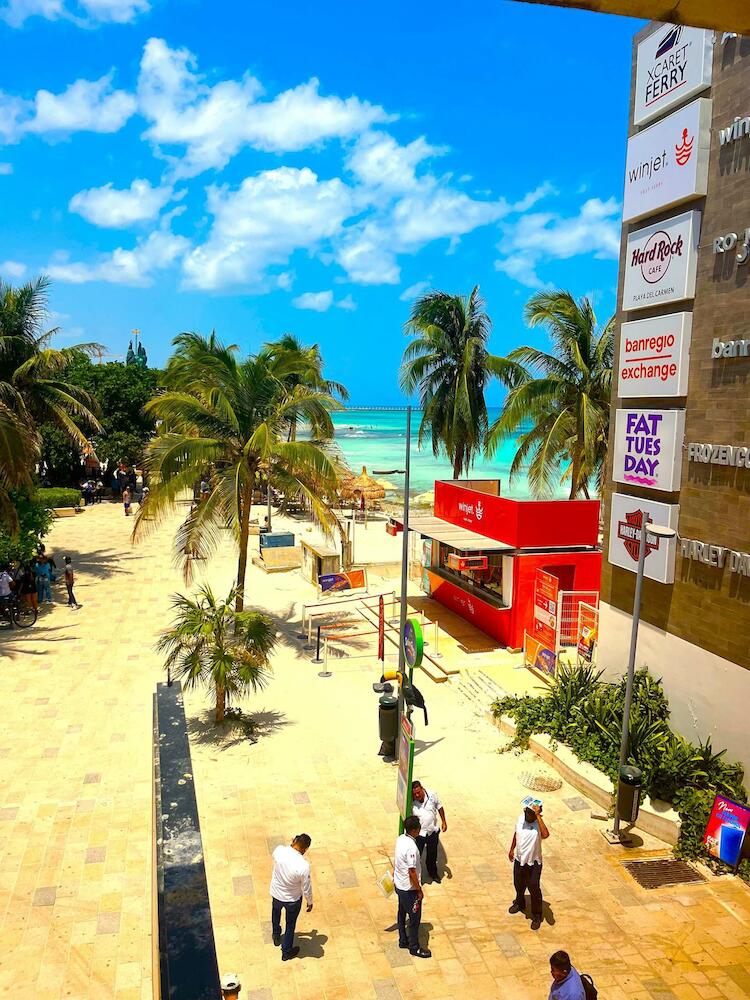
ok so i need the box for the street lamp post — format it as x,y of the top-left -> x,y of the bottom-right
611,517 -> 676,839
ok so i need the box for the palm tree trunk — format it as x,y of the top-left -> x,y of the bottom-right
235,480 -> 253,613
215,681 -> 226,724
569,453 -> 581,499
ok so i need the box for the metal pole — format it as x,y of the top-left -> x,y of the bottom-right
267,476 -> 273,533
613,516 -> 648,837
396,407 -> 412,835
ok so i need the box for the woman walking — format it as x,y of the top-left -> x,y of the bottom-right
34,554 -> 53,606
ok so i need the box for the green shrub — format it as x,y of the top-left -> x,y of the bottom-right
490,663 -> 748,880
37,487 -> 81,509
0,491 -> 54,564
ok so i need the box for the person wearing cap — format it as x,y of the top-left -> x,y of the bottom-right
220,973 -> 241,999
508,802 -> 549,931
269,834 -> 313,961
410,780 -> 447,883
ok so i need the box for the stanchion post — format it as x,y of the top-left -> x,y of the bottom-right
311,625 -> 325,664
433,619 -> 442,659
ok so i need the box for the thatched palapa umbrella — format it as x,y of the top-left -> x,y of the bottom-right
339,465 -> 385,522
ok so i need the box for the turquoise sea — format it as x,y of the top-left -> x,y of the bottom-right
330,408 -> 561,500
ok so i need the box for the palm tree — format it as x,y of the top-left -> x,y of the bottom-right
265,333 -> 349,441
400,287 -> 511,478
156,585 -> 277,724
487,291 -> 614,499
0,275 -> 101,525
135,332 -> 343,610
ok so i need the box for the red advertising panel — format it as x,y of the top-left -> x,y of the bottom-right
378,595 -> 385,662
703,794 -> 750,868
532,570 -> 559,651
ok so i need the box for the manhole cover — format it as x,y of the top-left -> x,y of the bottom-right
622,858 -> 705,889
520,770 -> 562,793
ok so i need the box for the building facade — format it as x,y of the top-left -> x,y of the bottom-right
599,25 -> 750,773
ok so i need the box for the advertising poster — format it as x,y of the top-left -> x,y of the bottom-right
319,569 -> 367,593
524,633 -> 557,677
634,25 -> 713,126
613,408 -> 686,492
396,715 -> 414,819
618,312 -> 692,398
608,494 -> 679,584
577,624 -> 597,663
623,98 -> 711,223
703,794 -> 750,868
622,210 -> 701,312
532,569 -> 559,650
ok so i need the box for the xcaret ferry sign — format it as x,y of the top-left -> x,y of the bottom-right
622,210 -> 700,312
634,24 -> 713,127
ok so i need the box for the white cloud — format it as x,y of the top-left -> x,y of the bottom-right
48,228 -> 189,286
69,178 -> 174,227
26,73 -> 136,134
337,221 -> 400,285
0,93 -> 29,144
1,260 -> 27,279
182,166 -> 355,291
336,294 -> 356,311
346,131 -> 443,194
138,38 -> 391,177
399,280 -> 430,302
292,290 -> 334,312
1,0 -> 148,26
0,162 -> 12,173
495,196 -> 621,289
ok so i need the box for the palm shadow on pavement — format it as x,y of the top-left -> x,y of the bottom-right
186,707 -> 292,750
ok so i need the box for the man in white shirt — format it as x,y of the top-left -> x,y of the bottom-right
0,565 -> 14,606
269,834 -> 313,961
411,780 -> 447,882
508,803 -> 549,931
393,815 -> 431,958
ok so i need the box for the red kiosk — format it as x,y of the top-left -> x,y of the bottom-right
406,480 -> 601,650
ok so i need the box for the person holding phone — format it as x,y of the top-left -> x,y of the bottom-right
508,802 -> 549,930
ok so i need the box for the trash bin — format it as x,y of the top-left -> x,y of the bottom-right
378,694 -> 398,757
617,764 -> 642,824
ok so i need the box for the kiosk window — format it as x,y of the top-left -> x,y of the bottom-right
438,543 -> 504,598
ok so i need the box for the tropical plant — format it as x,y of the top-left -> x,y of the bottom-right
265,333 -> 349,441
400,287 -> 518,478
487,291 -> 614,498
135,332 -> 343,609
0,489 -> 54,565
0,275 -> 101,523
156,585 -> 277,724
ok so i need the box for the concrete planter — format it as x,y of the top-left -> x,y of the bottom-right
52,507 -> 78,518
488,711 -> 681,846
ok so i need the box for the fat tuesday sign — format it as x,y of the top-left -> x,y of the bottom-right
623,99 -> 711,223
634,24 -> 713,127
619,313 -> 692,397
608,493 -> 679,584
613,409 -> 686,492
622,210 -> 700,312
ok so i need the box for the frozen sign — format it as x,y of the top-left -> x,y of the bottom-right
619,313 -> 692,398
608,493 -> 679,584
622,210 -> 700,313
623,99 -> 711,223
613,409 -> 686,492
634,24 -> 713,127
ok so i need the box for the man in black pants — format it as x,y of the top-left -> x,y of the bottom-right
411,780 -> 447,882
269,834 -> 313,961
508,803 -> 549,931
393,815 -> 431,958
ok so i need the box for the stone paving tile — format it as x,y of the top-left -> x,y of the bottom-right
293,791 -> 310,804
85,847 -> 106,864
373,978 -> 402,999
232,875 -> 254,896
33,887 -> 57,907
335,867 -> 358,888
563,796 -> 590,811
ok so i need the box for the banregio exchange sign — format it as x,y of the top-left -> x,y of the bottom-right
623,99 -> 711,223
613,408 -> 686,492
618,313 -> 692,398
634,24 -> 713,127
622,210 -> 700,312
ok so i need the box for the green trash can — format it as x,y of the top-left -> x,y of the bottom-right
617,765 -> 642,824
378,694 -> 398,757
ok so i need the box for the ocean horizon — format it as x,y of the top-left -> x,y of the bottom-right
330,407 -> 564,499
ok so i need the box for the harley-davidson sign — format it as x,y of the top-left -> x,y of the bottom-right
608,493 -> 679,584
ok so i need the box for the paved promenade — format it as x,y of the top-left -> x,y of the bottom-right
1,504 -> 749,999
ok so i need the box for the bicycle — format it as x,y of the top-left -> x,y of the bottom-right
0,594 -> 38,629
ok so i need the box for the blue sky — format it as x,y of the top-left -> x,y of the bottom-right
0,0 -> 642,403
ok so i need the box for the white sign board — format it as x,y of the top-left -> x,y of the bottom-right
622,210 -> 700,312
619,312 -> 692,398
623,99 -> 711,223
608,493 -> 679,584
634,24 -> 713,127
613,409 -> 686,492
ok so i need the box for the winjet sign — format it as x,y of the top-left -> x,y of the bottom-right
623,99 -> 711,223
634,24 -> 713,127
622,210 -> 701,312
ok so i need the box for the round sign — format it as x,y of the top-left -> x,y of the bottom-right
402,617 -> 424,669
